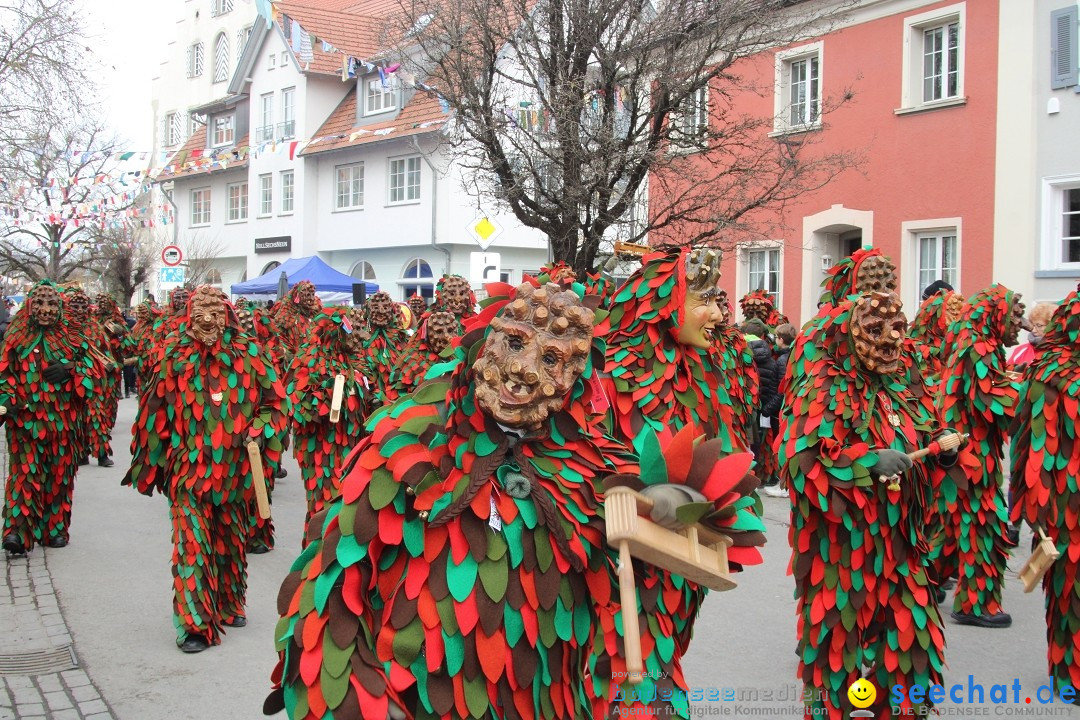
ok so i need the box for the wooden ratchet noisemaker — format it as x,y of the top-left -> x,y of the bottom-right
247,441 -> 271,520
329,374 -> 345,423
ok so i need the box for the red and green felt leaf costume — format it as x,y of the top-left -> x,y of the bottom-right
936,284 -> 1022,617
595,250 -> 764,717
123,301 -> 163,389
385,332 -> 451,404
266,282 -> 764,720
777,295 -> 959,719
85,296 -> 125,460
1009,284 -> 1080,695
0,282 -> 95,550
361,325 -> 408,409
285,308 -> 369,524
272,281 -> 321,360
739,288 -> 788,328
126,296 -> 288,646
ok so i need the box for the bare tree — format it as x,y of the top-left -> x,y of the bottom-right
182,233 -> 228,286
95,226 -> 160,309
0,121 -> 146,283
398,0 -> 859,274
0,0 -> 92,158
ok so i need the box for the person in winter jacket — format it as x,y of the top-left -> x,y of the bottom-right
741,318 -> 780,485
764,323 -> 796,498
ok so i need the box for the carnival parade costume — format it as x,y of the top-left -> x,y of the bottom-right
385,311 -> 457,403
360,291 -> 408,408
1010,284 -> 1080,697
0,282 -> 95,553
937,284 -> 1026,625
125,287 -> 288,651
778,291 -> 960,719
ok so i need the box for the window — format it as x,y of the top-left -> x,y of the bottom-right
746,248 -> 781,307
211,0 -> 233,16
236,26 -> 252,65
187,42 -> 204,78
281,51 -> 289,66
670,85 -> 708,151
350,261 -> 376,280
205,268 -> 223,285
268,53 -> 276,70
1043,178 -> 1080,270
773,42 -> 823,134
916,232 -> 958,299
922,22 -> 959,102
1052,7 -> 1079,89
188,113 -> 203,137
258,174 -> 273,216
401,258 -> 435,301
499,270 -> 512,284
388,156 -> 421,204
335,163 -> 364,209
227,182 -> 248,222
1062,188 -> 1080,264
258,93 -> 274,142
365,77 -> 397,115
212,114 -> 234,146
280,170 -> 294,214
190,188 -> 211,226
281,87 -> 296,139
213,33 -> 230,83
900,5 -> 965,112
261,260 -> 281,275
163,112 -> 182,147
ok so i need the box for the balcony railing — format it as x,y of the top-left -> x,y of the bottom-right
255,125 -> 275,143
278,120 -> 296,140
254,121 -> 295,144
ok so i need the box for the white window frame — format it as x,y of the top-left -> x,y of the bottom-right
335,163 -> 364,211
258,93 -> 274,143
213,33 -> 230,83
736,242 -> 783,313
227,181 -> 248,222
187,42 -> 204,78
188,113 -> 202,137
388,155 -> 422,205
900,217 -> 962,309
669,85 -> 709,152
914,231 -> 959,301
268,52 -> 276,70
236,26 -> 251,65
258,174 -> 273,217
281,87 -> 296,139
898,3 -> 966,113
190,187 -> 211,227
211,0 -> 233,17
280,170 -> 294,215
365,77 -> 397,116
772,42 -> 823,135
1041,174 -> 1080,271
212,114 -> 235,147
280,51 -> 289,67
163,112 -> 182,147
349,260 -> 377,281
399,257 -> 435,301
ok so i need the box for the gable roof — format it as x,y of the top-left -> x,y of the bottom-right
301,86 -> 446,156
155,126 -> 251,182
274,0 -> 389,77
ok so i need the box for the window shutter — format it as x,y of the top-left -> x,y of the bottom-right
1051,6 -> 1078,89
186,46 -> 193,78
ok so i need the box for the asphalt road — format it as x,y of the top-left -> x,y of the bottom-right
45,397 -> 1080,719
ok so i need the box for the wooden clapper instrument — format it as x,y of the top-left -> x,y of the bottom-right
1019,527 -> 1060,593
605,486 -> 736,685
329,374 -> 345,423
247,441 -> 271,520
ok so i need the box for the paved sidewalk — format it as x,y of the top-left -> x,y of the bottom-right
0,551 -> 116,720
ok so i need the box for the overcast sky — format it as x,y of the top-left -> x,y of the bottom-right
77,0 -> 177,148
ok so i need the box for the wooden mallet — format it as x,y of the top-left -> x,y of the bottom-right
246,441 -> 271,520
329,374 -> 345,423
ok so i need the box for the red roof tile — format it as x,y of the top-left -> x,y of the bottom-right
156,127 -> 251,181
275,1 -> 389,76
301,87 -> 446,156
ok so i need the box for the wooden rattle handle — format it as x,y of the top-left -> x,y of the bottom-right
329,374 -> 345,423
247,441 -> 271,520
908,432 -> 968,461
617,540 -> 644,685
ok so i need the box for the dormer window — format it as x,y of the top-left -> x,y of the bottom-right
212,114 -> 235,147
365,76 -> 397,116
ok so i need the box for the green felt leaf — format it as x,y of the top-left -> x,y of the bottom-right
368,468 -> 399,510
391,620 -> 424,665
478,558 -> 508,600
447,557 -> 478,603
675,502 -> 713,526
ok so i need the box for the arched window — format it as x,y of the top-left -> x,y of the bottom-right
400,258 -> 434,301
213,33 -> 230,83
350,261 -> 376,280
261,260 -> 281,275
204,268 -> 223,285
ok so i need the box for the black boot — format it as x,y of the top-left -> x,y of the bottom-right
223,616 -> 247,627
274,466 -> 287,479
180,634 -> 210,653
78,455 -> 89,466
46,536 -> 68,548
2,534 -> 25,555
98,455 -> 114,468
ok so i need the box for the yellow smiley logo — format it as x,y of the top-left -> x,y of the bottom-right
848,678 -> 876,709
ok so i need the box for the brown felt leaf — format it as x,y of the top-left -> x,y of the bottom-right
328,592 -> 359,648
277,571 -> 302,616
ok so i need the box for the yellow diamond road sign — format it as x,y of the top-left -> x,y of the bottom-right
468,215 -> 503,250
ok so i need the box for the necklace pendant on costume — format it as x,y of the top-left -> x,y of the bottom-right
488,495 -> 502,532
211,391 -> 223,404
887,478 -> 901,492
888,412 -> 901,428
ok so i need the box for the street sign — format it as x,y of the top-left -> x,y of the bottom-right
160,267 -> 185,287
466,215 -> 503,250
470,252 -> 501,286
162,245 -> 183,266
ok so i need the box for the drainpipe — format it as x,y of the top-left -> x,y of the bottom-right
412,136 -> 450,276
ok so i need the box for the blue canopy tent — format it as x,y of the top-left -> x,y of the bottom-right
230,256 -> 377,303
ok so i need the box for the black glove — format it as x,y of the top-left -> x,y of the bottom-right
42,362 -> 73,384
869,448 -> 913,477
